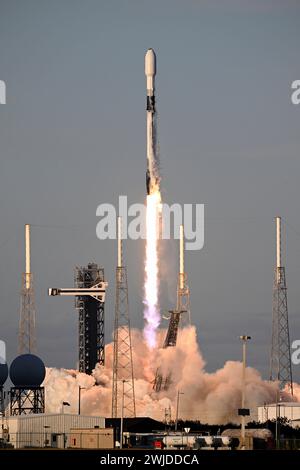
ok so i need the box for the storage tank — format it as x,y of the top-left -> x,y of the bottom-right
9,354 -> 45,387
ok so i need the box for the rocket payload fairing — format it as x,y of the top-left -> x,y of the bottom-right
145,48 -> 159,195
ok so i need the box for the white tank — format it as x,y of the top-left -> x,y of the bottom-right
204,436 -> 214,446
221,436 -> 231,446
163,434 -> 195,448
145,49 -> 156,77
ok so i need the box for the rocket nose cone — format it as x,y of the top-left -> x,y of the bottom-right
145,48 -> 156,76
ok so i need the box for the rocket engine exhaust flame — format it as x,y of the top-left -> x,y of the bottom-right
144,191 -> 161,348
143,48 -> 162,348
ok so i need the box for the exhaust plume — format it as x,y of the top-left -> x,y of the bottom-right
143,190 -> 161,348
43,326 -> 297,423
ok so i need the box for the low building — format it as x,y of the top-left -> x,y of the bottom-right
258,402 -> 300,427
6,413 -> 105,448
69,428 -> 114,449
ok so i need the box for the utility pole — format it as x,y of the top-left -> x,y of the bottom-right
175,390 -> 184,432
111,217 -> 136,418
270,217 -> 293,394
239,335 -> 251,450
275,401 -> 284,449
78,386 -> 86,415
275,402 -> 279,449
164,406 -> 171,427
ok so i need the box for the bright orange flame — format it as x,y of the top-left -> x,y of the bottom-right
144,189 -> 161,348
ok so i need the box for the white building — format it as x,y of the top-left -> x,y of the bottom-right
258,402 -> 300,428
4,413 -> 105,448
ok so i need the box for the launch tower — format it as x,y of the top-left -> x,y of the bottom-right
75,263 -> 106,374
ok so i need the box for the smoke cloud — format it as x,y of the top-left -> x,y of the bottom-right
43,326 -> 297,424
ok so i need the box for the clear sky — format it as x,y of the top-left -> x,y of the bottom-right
0,0 -> 300,382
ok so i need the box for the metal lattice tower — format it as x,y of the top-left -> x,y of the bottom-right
10,388 -> 45,415
112,217 -> 136,418
270,217 -> 293,395
153,225 -> 190,392
75,263 -> 105,374
0,386 -> 4,417
18,224 -> 36,354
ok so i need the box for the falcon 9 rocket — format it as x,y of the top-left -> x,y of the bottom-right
145,48 -> 159,195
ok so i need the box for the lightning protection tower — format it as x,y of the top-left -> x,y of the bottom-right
153,224 -> 190,392
18,224 -> 36,354
112,217 -> 136,418
270,217 -> 293,395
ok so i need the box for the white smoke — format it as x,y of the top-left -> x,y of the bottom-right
43,326 -> 297,424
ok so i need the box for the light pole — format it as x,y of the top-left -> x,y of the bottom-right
239,335 -> 251,450
275,402 -> 279,448
120,380 -> 125,449
175,390 -> 184,432
61,401 -> 71,414
78,386 -> 86,415
275,399 -> 283,449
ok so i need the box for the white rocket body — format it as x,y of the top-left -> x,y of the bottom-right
145,48 -> 158,195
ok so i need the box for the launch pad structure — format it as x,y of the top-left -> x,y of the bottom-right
153,225 -> 190,392
75,264 -> 106,374
49,264 -> 108,375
